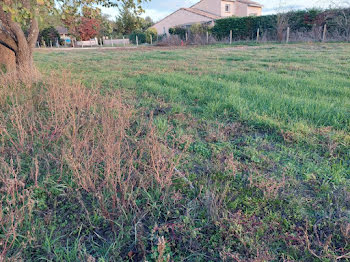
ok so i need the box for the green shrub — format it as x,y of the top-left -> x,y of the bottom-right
146,27 -> 157,43
129,30 -> 146,44
190,23 -> 209,35
169,27 -> 187,39
38,26 -> 61,46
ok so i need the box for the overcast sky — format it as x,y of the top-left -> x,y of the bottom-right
102,0 -> 342,21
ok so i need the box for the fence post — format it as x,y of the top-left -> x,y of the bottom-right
286,27 -> 290,43
256,28 -> 260,42
322,24 -> 327,42
230,30 -> 232,44
207,31 -> 209,44
111,36 -> 114,47
151,35 -> 153,45
136,35 -> 138,46
185,32 -> 188,42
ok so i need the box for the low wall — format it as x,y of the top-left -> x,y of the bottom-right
76,40 -> 99,47
104,39 -> 130,45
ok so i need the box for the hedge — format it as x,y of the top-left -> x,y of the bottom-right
129,30 -> 146,44
212,8 -> 350,40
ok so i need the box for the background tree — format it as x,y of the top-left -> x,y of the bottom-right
330,0 -> 350,40
275,0 -> 289,42
38,11 -> 63,31
60,5 -> 81,40
0,0 -> 148,73
38,26 -> 60,46
79,17 -> 100,40
114,3 -> 140,35
139,16 -> 154,30
99,14 -> 114,38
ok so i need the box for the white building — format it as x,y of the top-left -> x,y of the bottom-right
152,0 -> 263,35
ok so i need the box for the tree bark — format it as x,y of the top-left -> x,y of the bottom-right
15,39 -> 35,72
0,37 -> 35,73
0,44 -> 15,72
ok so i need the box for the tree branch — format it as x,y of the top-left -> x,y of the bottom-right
27,17 -> 39,48
0,4 -> 27,47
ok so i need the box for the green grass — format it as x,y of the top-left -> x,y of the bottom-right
36,44 -> 350,131
3,43 -> 350,261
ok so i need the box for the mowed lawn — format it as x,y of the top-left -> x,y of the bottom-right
33,43 -> 350,260
36,44 -> 350,131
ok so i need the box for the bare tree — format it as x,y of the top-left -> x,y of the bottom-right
275,0 -> 289,42
329,0 -> 350,40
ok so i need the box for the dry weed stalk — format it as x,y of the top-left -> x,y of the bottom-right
303,220 -> 350,261
156,236 -> 170,262
219,211 -> 276,261
0,159 -> 34,259
249,173 -> 286,199
0,71 -> 185,257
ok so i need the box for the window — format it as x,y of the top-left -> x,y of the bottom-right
225,4 -> 230,12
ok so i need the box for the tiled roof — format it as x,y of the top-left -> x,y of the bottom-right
191,0 -> 262,9
181,8 -> 221,20
55,26 -> 68,35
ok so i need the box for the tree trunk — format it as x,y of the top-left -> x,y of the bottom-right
0,44 -> 16,73
0,14 -> 39,76
15,43 -> 35,72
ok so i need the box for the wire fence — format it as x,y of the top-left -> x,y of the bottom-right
36,37 -> 130,48
36,25 -> 350,49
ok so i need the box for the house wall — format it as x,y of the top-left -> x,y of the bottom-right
192,0 -> 222,16
233,1 -> 248,17
221,0 -> 235,17
221,1 -> 262,17
247,6 -> 262,16
152,9 -> 213,35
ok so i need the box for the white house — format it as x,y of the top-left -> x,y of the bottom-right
152,0 -> 263,35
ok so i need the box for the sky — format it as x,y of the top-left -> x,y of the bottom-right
101,0 -> 340,22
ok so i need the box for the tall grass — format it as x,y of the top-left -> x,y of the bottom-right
1,44 -> 349,260
0,73 -> 185,260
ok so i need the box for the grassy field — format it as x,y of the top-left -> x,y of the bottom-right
1,43 -> 349,261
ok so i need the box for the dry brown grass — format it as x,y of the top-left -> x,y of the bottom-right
0,72 -> 184,259
0,159 -> 34,259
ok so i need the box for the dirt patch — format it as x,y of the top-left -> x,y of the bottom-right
0,45 -> 15,72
